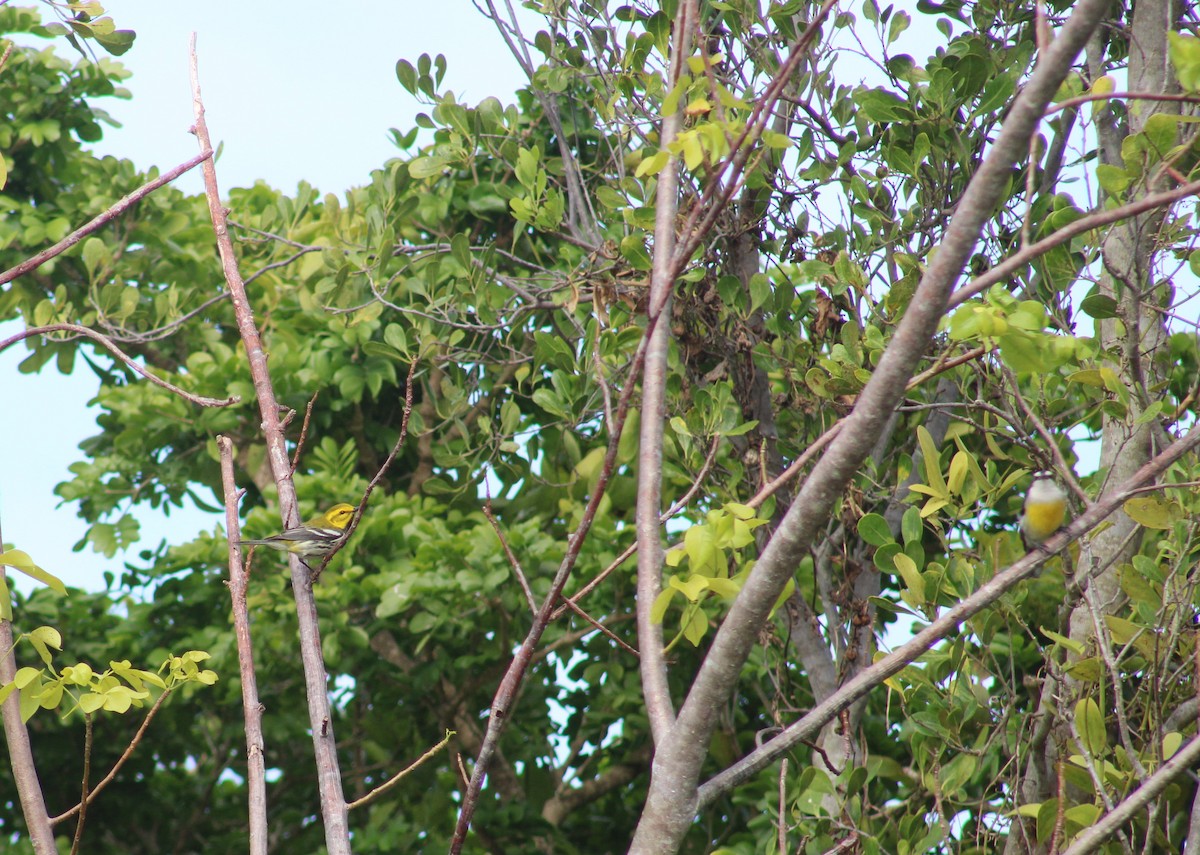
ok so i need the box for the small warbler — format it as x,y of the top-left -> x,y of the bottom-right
239,503 -> 356,559
1019,471 -> 1067,548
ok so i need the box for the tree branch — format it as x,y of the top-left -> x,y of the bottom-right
1062,730 -> 1200,855
628,0 -> 1114,848
0,323 -> 238,408
0,565 -> 56,853
0,150 -> 212,287
188,35 -> 351,855
636,0 -> 696,747
697,420 -> 1200,807
217,437 -> 268,855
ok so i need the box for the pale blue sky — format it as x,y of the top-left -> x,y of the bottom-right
2,1 -> 536,592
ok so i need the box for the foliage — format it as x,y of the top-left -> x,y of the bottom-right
2,0 -> 1200,852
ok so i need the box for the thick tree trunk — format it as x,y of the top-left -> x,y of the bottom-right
1008,2 -> 1182,851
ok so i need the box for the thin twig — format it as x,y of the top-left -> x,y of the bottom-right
68,714 -> 93,855
0,324 -> 238,408
1047,89 -> 1200,115
290,392 -> 319,474
482,497 -> 537,614
698,421 -> 1200,808
555,597 -> 640,658
950,174 -> 1200,307
345,730 -> 454,811
999,361 -> 1090,505
448,230 -> 669,854
51,688 -> 176,823
638,0 -> 697,743
189,34 -> 351,853
777,757 -> 788,854
549,434 -> 721,622
314,359 -> 418,579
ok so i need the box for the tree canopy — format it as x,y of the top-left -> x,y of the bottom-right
3,0 -> 1200,853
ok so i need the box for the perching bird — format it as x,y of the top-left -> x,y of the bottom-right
239,503 -> 356,559
1019,471 -> 1067,548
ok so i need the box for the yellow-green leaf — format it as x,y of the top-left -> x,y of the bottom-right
0,550 -> 66,595
893,552 -> 925,602
682,607 -> 707,646
917,425 -> 946,492
1123,496 -> 1179,529
649,588 -> 676,624
1075,697 -> 1108,756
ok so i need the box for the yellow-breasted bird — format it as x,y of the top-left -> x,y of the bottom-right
1019,471 -> 1067,548
239,503 -> 356,559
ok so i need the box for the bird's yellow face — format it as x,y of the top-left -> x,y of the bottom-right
319,503 -> 357,530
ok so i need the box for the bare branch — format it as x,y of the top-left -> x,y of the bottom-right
698,420 -> 1200,807
188,35 -> 351,854
51,688 -> 176,823
68,714 -> 93,855
345,730 -> 454,812
950,174 -> 1200,307
0,323 -> 238,408
1062,730 -> 1200,855
0,150 -> 212,287
314,359 -> 418,579
217,436 -> 268,855
630,0 -> 1116,847
483,497 -> 537,615
0,552 -> 55,852
636,0 -> 697,747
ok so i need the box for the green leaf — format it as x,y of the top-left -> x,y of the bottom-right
917,425 -> 946,493
852,87 -> 911,122
1074,697 -> 1107,756
396,58 -> 417,93
1164,731 -> 1183,760
650,587 -> 676,624
1080,293 -> 1119,319
619,234 -> 652,270
669,573 -> 710,601
857,513 -> 893,547
1095,163 -> 1130,196
408,155 -> 449,179
1169,32 -> 1200,92
450,232 -> 472,270
682,525 -> 719,574
901,506 -> 923,546
93,28 -> 135,56
893,552 -> 925,602
1041,627 -> 1086,655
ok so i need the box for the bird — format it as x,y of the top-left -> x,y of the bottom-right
1019,471 -> 1067,548
238,503 -> 357,560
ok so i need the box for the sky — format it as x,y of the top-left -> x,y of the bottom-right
1,0 -> 538,593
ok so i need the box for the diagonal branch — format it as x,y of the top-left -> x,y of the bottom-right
0,323 -> 238,408
697,419 -> 1200,807
0,150 -> 212,287
628,0 -> 1114,849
